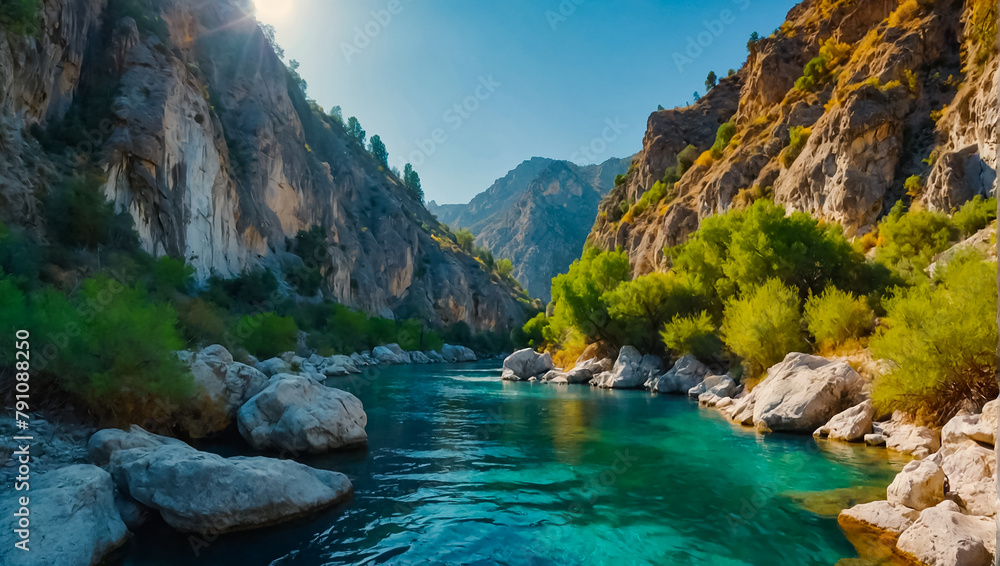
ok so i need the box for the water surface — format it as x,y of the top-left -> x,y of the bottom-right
119,361 -> 902,565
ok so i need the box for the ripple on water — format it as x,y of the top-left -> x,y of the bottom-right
118,361 -> 903,566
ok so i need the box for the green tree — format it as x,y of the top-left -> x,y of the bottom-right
347,116 -> 366,145
870,251 -> 998,424
234,313 -> 298,360
496,258 -> 514,278
705,70 -> 718,91
454,229 -> 476,251
0,0 -> 41,35
874,201 -> 956,280
605,272 -> 705,352
547,248 -> 631,345
403,163 -> 424,201
952,195 -> 996,238
721,278 -> 807,378
368,134 -> 388,167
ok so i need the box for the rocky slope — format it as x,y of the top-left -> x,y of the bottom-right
590,0 -> 998,275
429,156 -> 629,300
0,0 -> 528,331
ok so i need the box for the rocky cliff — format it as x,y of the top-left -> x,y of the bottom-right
590,0 -> 998,275
429,156 -> 628,300
0,0 -> 529,331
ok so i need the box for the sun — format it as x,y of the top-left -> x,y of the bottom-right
253,0 -> 295,24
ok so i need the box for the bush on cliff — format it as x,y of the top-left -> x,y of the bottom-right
874,201 -> 956,280
952,195 -> 996,238
721,279 -> 806,379
870,251 -> 998,425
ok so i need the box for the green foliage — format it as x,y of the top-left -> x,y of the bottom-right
781,126 -> 810,167
952,195 -> 996,238
705,70 -> 718,91
630,181 -> 674,218
660,311 -> 722,364
605,272 -> 706,352
721,278 -> 807,378
202,269 -> 280,312
904,174 -> 923,198
804,286 -> 875,349
347,116 -> 366,145
368,134 -> 388,167
287,226 -> 328,296
874,201 -> 956,280
233,312 -> 298,360
710,120 -> 736,159
675,145 -> 699,175
794,56 -> 828,91
496,258 -> 514,278
547,248 -> 631,345
0,0 -> 41,35
454,229 -> 476,251
614,174 -> 628,186
150,257 -> 195,300
668,199 -> 885,315
870,251 -> 998,424
403,163 -> 424,201
27,275 -> 192,424
520,313 -> 549,349
176,297 -> 230,348
45,173 -> 138,252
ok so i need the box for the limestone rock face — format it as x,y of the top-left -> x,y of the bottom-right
0,0 -> 528,334
93,427 -> 352,535
747,353 -> 865,433
0,464 -> 128,566
586,0 -> 996,268
814,400 -> 875,442
237,375 -> 368,454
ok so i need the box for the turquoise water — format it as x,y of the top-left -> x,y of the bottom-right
118,361 -> 902,565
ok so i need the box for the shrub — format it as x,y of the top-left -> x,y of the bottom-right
676,145 -> 700,174
952,195 -> 996,238
45,173 -> 139,252
904,174 -> 923,198
0,272 -> 28,365
520,313 -> 549,349
710,120 -> 737,159
721,279 -> 806,378
454,229 -> 476,251
496,258 -> 514,279
614,174 -> 628,186
661,311 -> 722,364
233,313 -> 298,359
804,286 -> 875,349
31,276 -> 192,425
0,0 -> 41,35
150,256 -> 195,300
176,297 -> 230,348
874,201 -> 956,280
780,126 -> 811,167
870,251 -> 998,424
794,56 -> 827,91
605,272 -> 707,352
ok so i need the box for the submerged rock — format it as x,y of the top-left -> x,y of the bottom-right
238,374 -> 368,454
0,465 -> 128,566
814,401 -> 875,442
838,500 -> 919,536
92,427 -> 352,535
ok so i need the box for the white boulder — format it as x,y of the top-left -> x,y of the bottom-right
372,344 -> 411,365
501,348 -> 554,381
896,501 -> 995,566
887,459 -> 946,511
646,355 -> 709,393
814,400 -> 875,442
593,347 -> 662,389
442,344 -> 477,362
237,374 -> 368,454
838,500 -> 919,536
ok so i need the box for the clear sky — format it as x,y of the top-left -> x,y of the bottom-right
253,0 -> 799,205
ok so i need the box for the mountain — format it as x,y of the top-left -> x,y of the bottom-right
0,0 -> 529,332
429,156 -> 630,301
589,0 -> 998,274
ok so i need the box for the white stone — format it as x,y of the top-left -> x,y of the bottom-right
887,459 -> 946,511
750,353 -> 865,433
896,502 -> 995,566
814,400 -> 875,442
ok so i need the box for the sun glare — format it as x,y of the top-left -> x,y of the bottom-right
253,0 -> 295,24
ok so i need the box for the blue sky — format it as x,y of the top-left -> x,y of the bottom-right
254,0 -> 798,204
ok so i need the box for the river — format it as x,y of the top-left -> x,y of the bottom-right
118,361 -> 903,565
